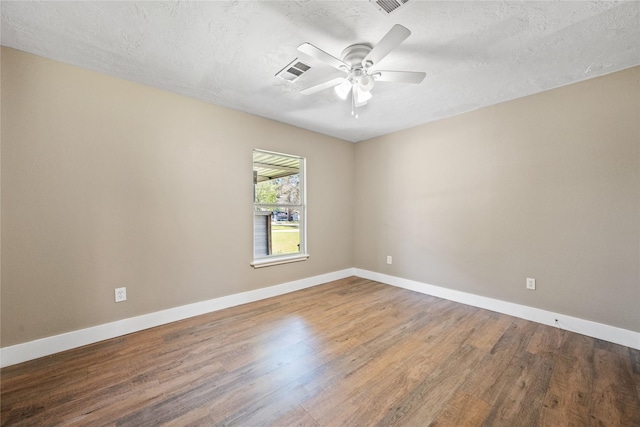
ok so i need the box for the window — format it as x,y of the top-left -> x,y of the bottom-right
251,149 -> 308,267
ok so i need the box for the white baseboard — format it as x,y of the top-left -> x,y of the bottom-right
354,269 -> 640,350
0,268 -> 355,368
3,267 -> 637,368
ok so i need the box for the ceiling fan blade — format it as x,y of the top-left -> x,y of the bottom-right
374,70 -> 426,84
362,24 -> 411,68
298,43 -> 348,71
300,77 -> 347,95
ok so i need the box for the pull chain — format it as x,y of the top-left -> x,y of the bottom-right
351,84 -> 358,119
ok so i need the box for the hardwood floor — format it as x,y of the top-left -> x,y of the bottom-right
2,277 -> 639,426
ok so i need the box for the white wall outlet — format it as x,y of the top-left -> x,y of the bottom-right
115,287 -> 127,302
386,255 -> 392,265
526,278 -> 536,290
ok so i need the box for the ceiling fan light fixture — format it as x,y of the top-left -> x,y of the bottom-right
334,79 -> 352,99
354,85 -> 372,106
358,75 -> 375,92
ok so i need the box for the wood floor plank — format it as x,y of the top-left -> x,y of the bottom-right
161,406 -> 214,427
428,392 -> 491,427
526,323 -> 566,358
630,347 -> 640,401
300,309 -> 441,424
217,380 -> 316,426
464,310 -> 513,351
302,299 -> 464,425
480,351 -> 554,426
590,347 -> 640,426
325,305 -> 490,426
2,277 -> 638,426
374,343 -> 486,426
538,332 -> 595,426
458,318 -> 538,405
267,405 -> 319,427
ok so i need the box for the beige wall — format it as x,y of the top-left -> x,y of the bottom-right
0,47 -> 355,346
2,46 -> 638,348
355,66 -> 640,332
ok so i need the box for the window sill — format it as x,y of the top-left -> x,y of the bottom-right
251,253 -> 309,268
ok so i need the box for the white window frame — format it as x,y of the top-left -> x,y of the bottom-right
251,149 -> 308,268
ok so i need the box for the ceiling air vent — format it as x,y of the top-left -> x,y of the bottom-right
370,0 -> 410,15
276,59 -> 311,82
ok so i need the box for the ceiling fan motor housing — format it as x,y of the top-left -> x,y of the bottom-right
340,44 -> 377,92
341,44 -> 372,68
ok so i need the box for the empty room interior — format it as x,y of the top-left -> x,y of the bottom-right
1,1 -> 639,426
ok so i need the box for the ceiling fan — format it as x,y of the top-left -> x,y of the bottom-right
298,24 -> 425,117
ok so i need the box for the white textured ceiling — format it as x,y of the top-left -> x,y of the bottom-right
2,1 -> 639,142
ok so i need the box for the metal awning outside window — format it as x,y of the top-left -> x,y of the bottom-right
253,151 -> 300,183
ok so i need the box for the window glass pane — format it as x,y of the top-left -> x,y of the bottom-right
270,208 -> 301,255
253,150 -> 305,261
253,206 -> 302,257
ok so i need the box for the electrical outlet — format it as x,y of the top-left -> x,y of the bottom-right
526,278 -> 536,290
386,255 -> 392,265
115,287 -> 127,302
